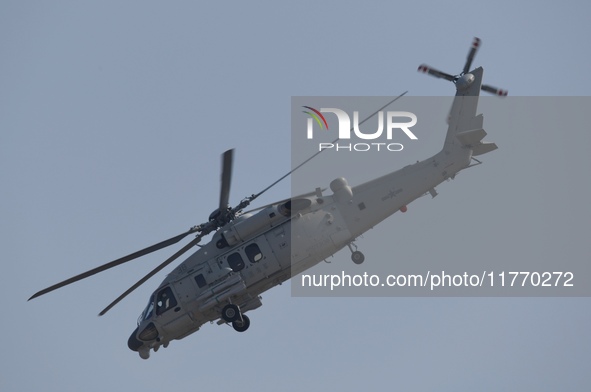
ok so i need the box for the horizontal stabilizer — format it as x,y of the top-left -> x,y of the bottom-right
456,128 -> 486,146
455,127 -> 498,156
472,142 -> 498,156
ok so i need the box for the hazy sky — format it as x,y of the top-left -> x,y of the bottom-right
2,1 -> 590,391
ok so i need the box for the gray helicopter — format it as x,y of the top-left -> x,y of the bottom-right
29,37 -> 506,359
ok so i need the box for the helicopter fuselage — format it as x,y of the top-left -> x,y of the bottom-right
129,132 -> 474,359
129,66 -> 499,359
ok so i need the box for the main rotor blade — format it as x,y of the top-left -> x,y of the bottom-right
463,37 -> 481,74
219,149 -> 234,211
98,234 -> 203,316
248,92 -> 408,204
28,227 -> 200,301
241,189 -> 327,215
417,64 -> 455,81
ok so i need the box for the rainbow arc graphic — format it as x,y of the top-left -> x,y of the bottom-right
302,106 -> 329,130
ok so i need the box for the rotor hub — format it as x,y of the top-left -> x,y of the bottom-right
456,73 -> 475,91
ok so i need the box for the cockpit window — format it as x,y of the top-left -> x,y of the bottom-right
156,287 -> 178,316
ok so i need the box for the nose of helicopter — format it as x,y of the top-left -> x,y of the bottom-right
128,327 -> 143,352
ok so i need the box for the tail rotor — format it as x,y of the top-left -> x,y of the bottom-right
418,37 -> 507,97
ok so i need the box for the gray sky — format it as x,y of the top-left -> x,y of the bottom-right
2,1 -> 590,391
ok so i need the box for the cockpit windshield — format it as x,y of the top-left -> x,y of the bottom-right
137,287 -> 178,325
138,296 -> 155,325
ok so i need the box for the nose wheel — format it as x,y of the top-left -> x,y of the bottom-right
347,242 -> 365,264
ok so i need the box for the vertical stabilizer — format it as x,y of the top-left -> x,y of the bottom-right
444,67 -> 482,147
443,67 -> 497,155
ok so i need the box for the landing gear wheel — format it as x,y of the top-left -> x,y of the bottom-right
232,314 -> 250,332
221,304 -> 240,322
351,251 -> 365,264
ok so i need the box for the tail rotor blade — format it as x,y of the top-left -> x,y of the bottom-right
463,37 -> 481,74
417,64 -> 455,81
481,84 -> 508,97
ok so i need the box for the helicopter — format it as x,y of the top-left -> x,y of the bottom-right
29,37 -> 506,359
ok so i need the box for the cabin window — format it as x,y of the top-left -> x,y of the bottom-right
156,287 -> 178,316
227,252 -> 245,272
194,274 -> 207,288
245,243 -> 263,263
